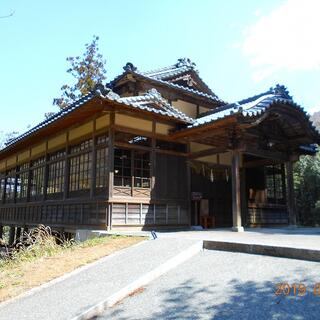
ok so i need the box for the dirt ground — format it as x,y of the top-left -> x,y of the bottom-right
0,236 -> 144,302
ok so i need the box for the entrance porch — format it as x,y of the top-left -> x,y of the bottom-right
172,86 -> 320,231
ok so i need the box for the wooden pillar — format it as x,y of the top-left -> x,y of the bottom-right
106,112 -> 115,230
231,150 -> 244,232
285,160 -> 297,227
9,226 -> 15,245
90,117 -> 97,199
240,167 -> 247,227
186,141 -> 192,226
108,112 -> 115,200
63,132 -> 70,200
0,225 -> 3,239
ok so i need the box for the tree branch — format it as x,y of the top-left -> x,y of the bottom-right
0,10 -> 15,19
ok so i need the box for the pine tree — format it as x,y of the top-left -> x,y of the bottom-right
53,36 -> 106,109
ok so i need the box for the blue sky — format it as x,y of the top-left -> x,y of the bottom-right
1,0 -> 320,134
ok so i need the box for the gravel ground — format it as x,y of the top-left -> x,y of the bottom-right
98,250 -> 320,320
0,238 -> 199,320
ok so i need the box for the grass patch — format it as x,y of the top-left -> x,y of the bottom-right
0,226 -> 145,302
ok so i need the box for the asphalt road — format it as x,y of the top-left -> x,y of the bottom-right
97,250 -> 320,320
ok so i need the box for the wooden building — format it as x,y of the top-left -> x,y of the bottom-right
0,58 -> 319,239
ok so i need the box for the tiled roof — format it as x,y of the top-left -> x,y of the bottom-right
3,85 -> 193,150
119,88 -> 194,123
143,58 -> 217,97
142,58 -> 197,80
191,85 -> 318,135
108,60 -> 224,104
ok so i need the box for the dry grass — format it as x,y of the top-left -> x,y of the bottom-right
0,233 -> 144,302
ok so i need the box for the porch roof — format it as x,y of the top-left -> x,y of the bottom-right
180,85 -> 319,139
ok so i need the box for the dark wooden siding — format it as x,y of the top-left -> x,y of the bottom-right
0,200 -> 108,229
154,153 -> 188,200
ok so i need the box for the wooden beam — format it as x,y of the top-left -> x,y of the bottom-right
244,147 -> 288,162
188,147 -> 228,159
170,118 -> 236,140
243,158 -> 283,168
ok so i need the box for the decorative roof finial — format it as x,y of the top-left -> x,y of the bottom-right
272,84 -> 292,99
176,58 -> 196,69
146,88 -> 162,99
93,83 -> 120,99
123,62 -> 137,72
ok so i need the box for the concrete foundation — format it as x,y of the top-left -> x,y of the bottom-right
75,229 -> 109,242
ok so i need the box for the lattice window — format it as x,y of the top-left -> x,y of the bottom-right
16,167 -> 29,200
47,160 -> 65,196
69,139 -> 92,193
70,139 -> 93,154
30,165 -> 45,199
69,152 -> 92,192
134,150 -> 150,188
114,148 -> 132,187
96,147 -> 108,190
115,132 -> 151,147
5,169 -> 16,202
0,173 -> 6,202
265,164 -> 284,204
114,148 -> 151,189
97,134 -> 108,145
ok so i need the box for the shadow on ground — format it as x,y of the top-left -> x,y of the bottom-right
102,274 -> 319,320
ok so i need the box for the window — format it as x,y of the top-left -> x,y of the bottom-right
96,147 -> 108,190
0,173 -> 6,202
47,150 -> 65,198
114,148 -> 151,188
69,139 -> 92,194
115,132 -> 151,147
16,163 -> 29,201
5,169 -> 16,202
114,148 -> 132,187
97,134 -> 108,145
70,139 -> 93,153
134,150 -> 150,188
266,164 -> 284,204
30,158 -> 45,200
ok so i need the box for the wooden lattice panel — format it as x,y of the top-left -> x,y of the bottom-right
113,187 -> 131,197
132,188 -> 150,198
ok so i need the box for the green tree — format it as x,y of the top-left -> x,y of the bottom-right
294,153 -> 320,225
294,112 -> 320,225
53,36 -> 106,109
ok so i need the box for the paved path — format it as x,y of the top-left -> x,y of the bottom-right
0,238 -> 199,320
151,227 -> 320,250
98,250 -> 320,320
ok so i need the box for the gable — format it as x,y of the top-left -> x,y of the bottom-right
143,58 -> 215,96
